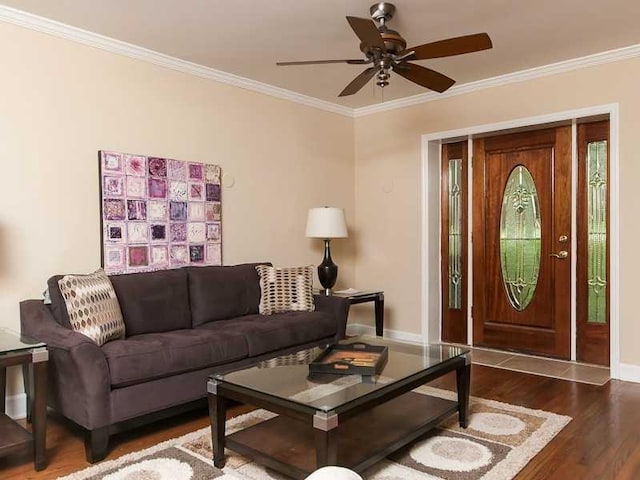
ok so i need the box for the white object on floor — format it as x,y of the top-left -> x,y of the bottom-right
305,466 -> 363,480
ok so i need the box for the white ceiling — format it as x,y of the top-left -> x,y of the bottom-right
3,0 -> 640,108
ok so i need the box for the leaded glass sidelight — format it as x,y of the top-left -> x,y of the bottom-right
587,140 -> 607,323
448,158 -> 462,309
500,165 -> 541,311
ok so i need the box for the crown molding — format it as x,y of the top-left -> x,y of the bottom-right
0,5 -> 354,118
3,4 -> 640,119
353,43 -> 640,117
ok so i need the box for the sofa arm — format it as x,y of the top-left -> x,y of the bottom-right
21,300 -> 97,351
20,300 -> 112,429
314,294 -> 350,342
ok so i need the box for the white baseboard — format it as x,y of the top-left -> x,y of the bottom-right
347,323 -> 424,344
5,393 -> 26,420
618,363 -> 640,383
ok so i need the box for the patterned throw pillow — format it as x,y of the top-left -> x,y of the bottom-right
57,269 -> 125,346
255,265 -> 315,315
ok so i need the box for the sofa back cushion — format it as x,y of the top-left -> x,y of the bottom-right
109,268 -> 191,336
188,263 -> 270,327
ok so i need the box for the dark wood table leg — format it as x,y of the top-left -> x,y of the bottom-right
32,355 -> 48,471
456,353 -> 471,428
314,429 -> 337,468
22,363 -> 33,423
313,411 -> 338,468
208,380 -> 227,469
0,366 -> 6,414
374,293 -> 384,337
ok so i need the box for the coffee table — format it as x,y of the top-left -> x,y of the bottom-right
207,337 -> 470,479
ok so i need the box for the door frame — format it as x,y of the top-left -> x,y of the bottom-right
420,103 -> 620,377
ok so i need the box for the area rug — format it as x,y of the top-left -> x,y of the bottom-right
58,386 -> 570,480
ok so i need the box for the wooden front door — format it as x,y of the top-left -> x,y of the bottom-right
472,127 -> 572,358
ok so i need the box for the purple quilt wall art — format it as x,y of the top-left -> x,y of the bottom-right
100,151 -> 222,274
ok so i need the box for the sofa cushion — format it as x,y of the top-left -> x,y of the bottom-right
109,268 -> 191,336
102,329 -> 248,387
188,263 -> 270,327
57,269 -> 125,346
197,311 -> 336,357
255,265 -> 315,315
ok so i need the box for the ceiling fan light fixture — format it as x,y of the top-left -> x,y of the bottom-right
375,70 -> 390,88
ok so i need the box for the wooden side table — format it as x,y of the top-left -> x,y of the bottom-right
330,290 -> 384,336
0,328 -> 48,471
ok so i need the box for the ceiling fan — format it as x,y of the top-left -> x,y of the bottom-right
276,2 -> 492,97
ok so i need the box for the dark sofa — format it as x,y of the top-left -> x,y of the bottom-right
20,263 -> 349,463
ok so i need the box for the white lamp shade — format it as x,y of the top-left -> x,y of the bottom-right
305,207 -> 348,239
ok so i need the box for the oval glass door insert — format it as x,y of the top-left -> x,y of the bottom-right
500,165 -> 541,311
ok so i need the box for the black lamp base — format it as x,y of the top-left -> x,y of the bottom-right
318,239 -> 338,295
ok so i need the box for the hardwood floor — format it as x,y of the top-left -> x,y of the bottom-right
1,365 -> 640,479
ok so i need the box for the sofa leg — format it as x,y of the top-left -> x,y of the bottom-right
85,427 -> 110,463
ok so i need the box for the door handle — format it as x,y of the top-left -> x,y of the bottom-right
549,250 -> 568,259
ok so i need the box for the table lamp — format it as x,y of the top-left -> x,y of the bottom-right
305,207 -> 348,295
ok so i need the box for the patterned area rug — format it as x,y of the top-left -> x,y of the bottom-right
58,386 -> 570,480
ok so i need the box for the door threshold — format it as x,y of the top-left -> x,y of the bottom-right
440,342 -> 610,386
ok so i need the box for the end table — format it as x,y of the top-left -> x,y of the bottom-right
0,327 -> 48,471
330,290 -> 384,336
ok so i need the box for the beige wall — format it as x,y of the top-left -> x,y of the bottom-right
354,58 -> 640,366
0,22 -> 355,396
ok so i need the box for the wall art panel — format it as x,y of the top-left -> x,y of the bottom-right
99,150 -> 222,274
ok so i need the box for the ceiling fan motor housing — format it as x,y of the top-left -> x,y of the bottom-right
359,36 -> 406,56
379,29 -> 407,54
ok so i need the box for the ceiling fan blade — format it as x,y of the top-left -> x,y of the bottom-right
346,16 -> 385,49
276,59 -> 368,66
339,67 -> 378,97
393,63 -> 455,93
403,33 -> 492,60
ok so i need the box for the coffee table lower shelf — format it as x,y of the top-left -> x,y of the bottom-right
225,392 -> 458,479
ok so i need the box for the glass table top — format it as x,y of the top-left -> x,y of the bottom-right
214,336 -> 469,413
0,327 -> 45,355
325,290 -> 382,298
